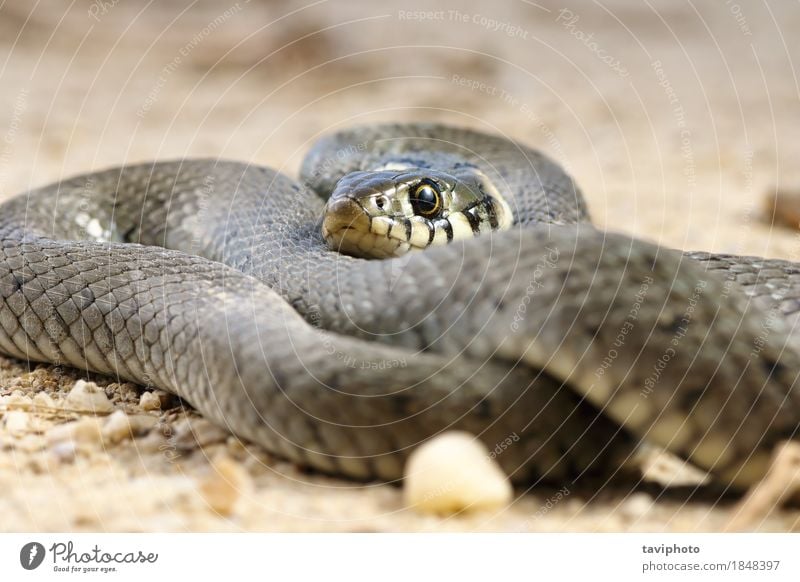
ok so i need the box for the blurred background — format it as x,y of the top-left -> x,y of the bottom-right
1,0 -> 799,256
2,0 -> 800,531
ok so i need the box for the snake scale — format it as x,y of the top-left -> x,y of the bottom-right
2,123 -> 799,489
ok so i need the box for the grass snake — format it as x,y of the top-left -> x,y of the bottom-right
1,123 -> 799,489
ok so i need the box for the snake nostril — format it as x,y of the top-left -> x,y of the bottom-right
375,196 -> 386,209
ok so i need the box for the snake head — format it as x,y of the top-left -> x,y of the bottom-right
322,164 -> 513,259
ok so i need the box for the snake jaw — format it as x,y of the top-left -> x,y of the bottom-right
322,197 -> 411,259
323,196 -> 448,259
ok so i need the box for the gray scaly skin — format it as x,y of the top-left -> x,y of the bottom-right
1,123 -> 799,489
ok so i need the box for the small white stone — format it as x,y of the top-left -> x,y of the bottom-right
103,410 -> 132,444
64,380 -> 114,414
102,411 -> 158,444
32,392 -> 56,410
139,391 -> 162,411
199,455 -> 253,516
47,417 -> 103,445
621,492 -> 653,520
50,440 -> 78,462
3,390 -> 33,410
404,431 -> 513,515
130,414 -> 159,433
5,410 -> 30,435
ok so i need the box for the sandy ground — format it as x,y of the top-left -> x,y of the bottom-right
1,0 -> 800,532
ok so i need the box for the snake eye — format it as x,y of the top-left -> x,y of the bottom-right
409,180 -> 442,217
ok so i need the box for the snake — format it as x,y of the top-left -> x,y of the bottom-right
1,123 -> 799,490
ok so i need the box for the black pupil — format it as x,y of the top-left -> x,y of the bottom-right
413,184 -> 438,214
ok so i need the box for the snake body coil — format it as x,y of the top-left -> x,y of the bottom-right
1,123 -> 799,488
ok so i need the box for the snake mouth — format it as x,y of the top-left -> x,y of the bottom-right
322,197 -> 373,258
322,197 -> 416,259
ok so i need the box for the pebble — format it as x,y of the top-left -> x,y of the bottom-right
726,441 -> 800,531
2,390 -> 33,410
102,411 -> 133,444
639,445 -> 709,486
32,392 -> 56,410
621,492 -> 653,520
132,414 -> 160,432
135,431 -> 166,454
199,455 -> 253,516
139,391 -> 162,411
47,417 -> 103,445
50,440 -> 78,462
102,411 -> 159,444
766,189 -> 800,229
5,410 -> 30,435
64,380 -> 114,414
404,431 -> 513,515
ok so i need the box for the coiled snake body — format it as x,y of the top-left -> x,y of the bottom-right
2,124 -> 799,488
